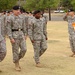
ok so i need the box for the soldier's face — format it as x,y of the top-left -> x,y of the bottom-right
10,12 -> 13,14
69,12 -> 74,16
13,9 -> 20,16
35,13 -> 41,19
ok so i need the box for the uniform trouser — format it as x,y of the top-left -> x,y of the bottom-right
69,34 -> 75,53
12,38 -> 27,63
33,39 -> 47,64
0,40 -> 6,62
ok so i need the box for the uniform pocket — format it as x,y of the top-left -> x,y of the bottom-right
34,34 -> 42,40
12,32 -> 19,38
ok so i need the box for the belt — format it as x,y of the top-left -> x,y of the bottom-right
12,29 -> 23,32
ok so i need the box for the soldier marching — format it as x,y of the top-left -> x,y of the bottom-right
28,10 -> 47,67
0,5 -> 48,71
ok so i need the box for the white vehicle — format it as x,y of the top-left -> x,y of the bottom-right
54,10 -> 64,13
54,10 -> 60,13
59,10 -> 64,13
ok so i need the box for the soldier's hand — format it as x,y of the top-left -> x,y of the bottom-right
10,39 -> 15,43
31,40 -> 34,43
46,38 -> 48,40
74,27 -> 75,30
25,36 -> 27,40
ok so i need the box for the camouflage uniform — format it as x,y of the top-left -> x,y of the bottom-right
28,15 -> 33,35
1,14 -> 7,37
41,16 -> 48,39
43,15 -> 48,23
64,15 -> 75,53
7,14 -> 27,63
28,17 -> 47,63
0,18 -> 6,62
20,14 -> 29,35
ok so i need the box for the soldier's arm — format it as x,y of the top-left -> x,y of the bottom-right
28,18 -> 34,41
25,16 -> 29,35
43,15 -> 48,23
0,19 -> 4,41
6,17 -> 13,40
63,12 -> 69,21
1,16 -> 6,37
43,22 -> 47,40
22,19 -> 27,37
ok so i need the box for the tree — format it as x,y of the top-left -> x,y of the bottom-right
46,0 -> 60,20
24,0 -> 60,10
62,0 -> 74,9
23,0 -> 60,20
0,0 -> 17,11
71,0 -> 75,9
61,0 -> 75,11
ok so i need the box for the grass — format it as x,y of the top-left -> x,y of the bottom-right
0,21 -> 75,75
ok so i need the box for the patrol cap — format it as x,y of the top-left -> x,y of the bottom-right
68,9 -> 74,12
33,10 -> 41,15
13,5 -> 21,10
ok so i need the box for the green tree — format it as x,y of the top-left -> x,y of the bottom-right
23,0 -> 60,20
24,0 -> 60,10
0,0 -> 17,11
61,0 -> 75,11
71,0 -> 75,9
62,0 -> 74,9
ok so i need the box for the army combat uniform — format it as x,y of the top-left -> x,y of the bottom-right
1,14 -> 7,37
7,14 -> 27,63
68,16 -> 75,53
20,14 -> 29,35
64,14 -> 75,53
0,18 -> 6,62
28,17 -> 47,64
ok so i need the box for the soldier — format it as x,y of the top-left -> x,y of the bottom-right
28,10 -> 47,67
0,17 -> 6,72
7,5 -> 27,71
64,9 -> 75,57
